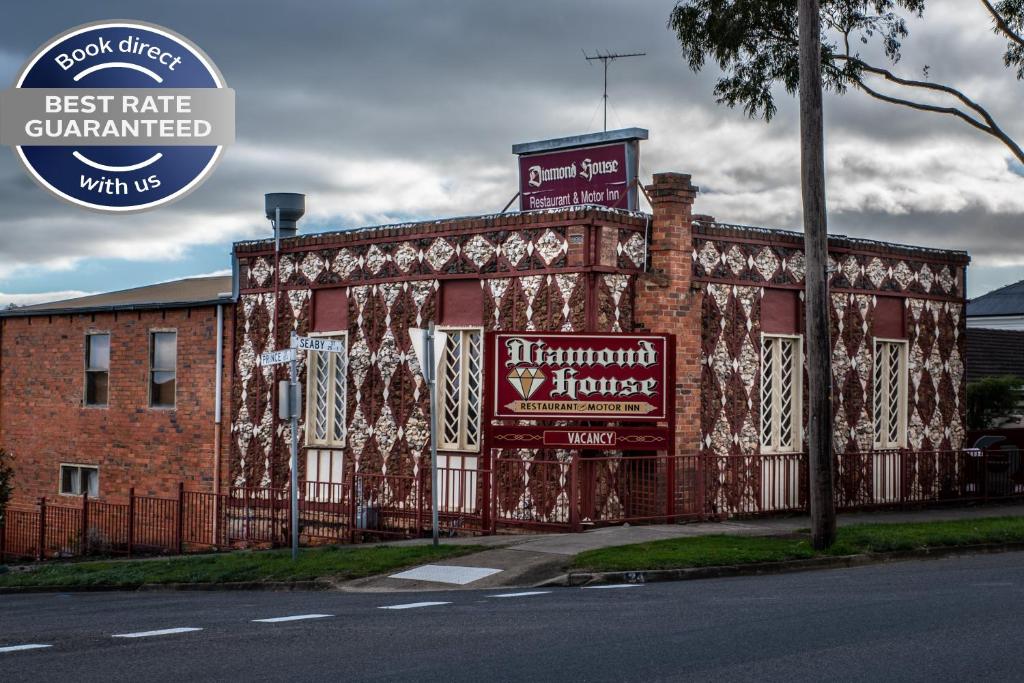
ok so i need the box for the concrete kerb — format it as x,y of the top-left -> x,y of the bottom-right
541,541 -> 1024,588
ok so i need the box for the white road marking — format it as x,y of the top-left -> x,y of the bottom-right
378,601 -> 452,610
582,583 -> 643,589
112,627 -> 203,639
489,591 -> 552,598
390,565 -> 503,585
253,614 -> 333,623
0,644 -> 52,654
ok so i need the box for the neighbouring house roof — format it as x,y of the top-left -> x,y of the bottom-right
1,275 -> 234,317
968,279 -> 1024,318
966,328 -> 1024,382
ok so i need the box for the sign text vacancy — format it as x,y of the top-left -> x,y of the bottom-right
490,332 -> 671,421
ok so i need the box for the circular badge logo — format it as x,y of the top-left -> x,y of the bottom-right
0,20 -> 234,212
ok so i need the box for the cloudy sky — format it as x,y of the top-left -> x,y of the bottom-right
0,0 -> 1021,305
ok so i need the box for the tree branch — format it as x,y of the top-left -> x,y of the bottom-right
980,0 -> 1024,49
836,54 -> 1024,165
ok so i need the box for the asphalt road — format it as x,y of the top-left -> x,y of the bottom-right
3,552 -> 1024,682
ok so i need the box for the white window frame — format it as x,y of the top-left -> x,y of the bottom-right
437,326 -> 483,453
59,463 -> 99,497
304,331 -> 349,448
84,332 -> 110,407
305,449 -> 344,502
760,334 -> 803,454
149,329 -> 177,409
873,338 -> 908,450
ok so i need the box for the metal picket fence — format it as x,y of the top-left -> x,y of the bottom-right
3,448 -> 1023,563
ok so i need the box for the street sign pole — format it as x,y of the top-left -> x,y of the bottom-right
289,353 -> 299,561
426,324 -> 439,547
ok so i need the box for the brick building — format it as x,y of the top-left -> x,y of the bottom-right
230,169 -> 969,524
0,276 -> 233,504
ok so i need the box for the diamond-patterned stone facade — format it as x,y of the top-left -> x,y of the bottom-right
692,236 -> 962,299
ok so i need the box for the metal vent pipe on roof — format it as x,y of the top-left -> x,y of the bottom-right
265,193 -> 305,237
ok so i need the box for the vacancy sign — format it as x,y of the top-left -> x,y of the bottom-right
489,332 -> 672,422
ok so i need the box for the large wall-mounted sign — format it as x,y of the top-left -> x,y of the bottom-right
512,128 -> 646,212
488,331 -> 673,422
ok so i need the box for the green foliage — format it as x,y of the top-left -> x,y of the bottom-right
0,449 -> 13,524
993,1 -> 1024,79
0,543 -> 480,589
667,0 -> 922,120
967,375 -> 1024,429
572,516 -> 1024,571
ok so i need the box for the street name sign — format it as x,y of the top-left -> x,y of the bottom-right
259,348 -> 296,367
291,334 -> 345,353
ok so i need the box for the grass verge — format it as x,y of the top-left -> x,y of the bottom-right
0,544 -> 480,589
572,516 -> 1024,573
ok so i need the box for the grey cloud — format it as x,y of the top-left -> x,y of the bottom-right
0,0 -> 1022,296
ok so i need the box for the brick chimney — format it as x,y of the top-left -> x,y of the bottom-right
635,172 -> 701,458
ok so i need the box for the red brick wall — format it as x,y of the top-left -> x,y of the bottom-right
0,305 -> 232,504
633,173 -> 702,457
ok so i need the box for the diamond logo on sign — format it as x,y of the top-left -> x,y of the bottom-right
0,20 -> 234,212
506,367 -> 545,400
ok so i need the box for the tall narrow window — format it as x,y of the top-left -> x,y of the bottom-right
60,464 -> 99,497
150,331 -> 177,408
873,339 -> 908,449
305,333 -> 348,447
438,328 -> 483,452
760,335 -> 802,453
85,333 -> 110,406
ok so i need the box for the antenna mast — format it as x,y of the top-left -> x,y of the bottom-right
584,50 -> 645,132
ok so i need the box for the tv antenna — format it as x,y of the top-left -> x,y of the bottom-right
583,50 -> 645,132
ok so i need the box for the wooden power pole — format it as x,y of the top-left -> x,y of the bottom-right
798,0 -> 836,549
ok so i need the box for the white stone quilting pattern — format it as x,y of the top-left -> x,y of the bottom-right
502,232 -> 529,267
394,242 -> 419,273
725,245 -> 746,276
348,407 -> 371,460
288,289 -> 309,326
754,247 -> 780,281
555,273 -> 578,331
278,255 -> 295,283
489,278 -> 512,329
333,248 -> 360,279
866,257 -> 887,289
249,258 -> 272,287
374,406 -> 398,456
892,261 -> 914,289
535,229 -> 567,266
604,273 -> 630,332
464,234 -> 496,268
519,275 -> 544,330
300,253 -> 325,283
786,250 -> 806,282
621,232 -> 646,268
365,244 -> 387,275
426,237 -> 455,270
697,241 -> 720,275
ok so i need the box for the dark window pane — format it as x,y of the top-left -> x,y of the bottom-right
61,466 -> 75,494
151,332 -> 176,370
87,334 -> 110,370
151,371 -> 175,407
86,371 -> 108,405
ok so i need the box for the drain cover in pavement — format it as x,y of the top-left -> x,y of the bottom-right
389,564 -> 503,585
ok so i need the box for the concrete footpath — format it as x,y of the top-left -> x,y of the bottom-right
343,502 -> 1024,592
